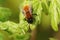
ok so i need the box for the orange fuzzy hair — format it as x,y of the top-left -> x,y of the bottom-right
23,5 -> 30,11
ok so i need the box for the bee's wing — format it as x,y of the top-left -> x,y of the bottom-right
29,5 -> 33,15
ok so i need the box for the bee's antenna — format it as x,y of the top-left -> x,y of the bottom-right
28,23 -> 32,33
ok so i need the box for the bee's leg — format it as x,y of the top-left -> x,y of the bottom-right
32,14 -> 37,16
23,18 -> 26,21
28,24 -> 32,33
31,7 -> 37,16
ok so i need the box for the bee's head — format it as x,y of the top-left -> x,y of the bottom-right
23,5 -> 29,12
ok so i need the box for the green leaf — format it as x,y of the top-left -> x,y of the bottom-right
0,30 -> 10,40
0,21 -> 19,35
0,0 -> 5,4
0,7 -> 12,22
0,33 -> 3,40
49,38 -> 58,40
56,0 -> 60,23
41,0 -> 49,15
30,1 -> 42,30
49,0 -> 58,31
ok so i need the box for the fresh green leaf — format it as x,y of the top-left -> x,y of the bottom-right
49,0 -> 58,31
0,7 -> 12,22
0,33 -> 3,40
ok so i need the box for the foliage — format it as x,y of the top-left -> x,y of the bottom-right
0,0 -> 5,4
0,0 -> 60,40
0,7 -> 12,22
0,21 -> 30,40
49,0 -> 58,31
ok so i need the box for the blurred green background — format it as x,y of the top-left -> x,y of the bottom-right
0,0 -> 21,23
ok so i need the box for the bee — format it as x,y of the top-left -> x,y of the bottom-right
22,5 -> 37,33
22,5 -> 34,33
23,5 -> 33,24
